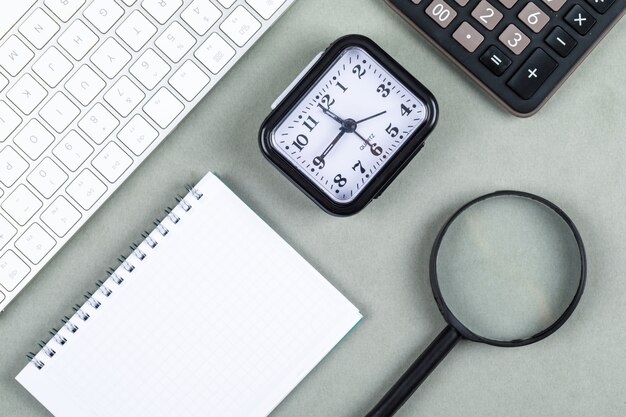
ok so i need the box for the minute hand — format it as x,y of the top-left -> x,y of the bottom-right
314,129 -> 346,168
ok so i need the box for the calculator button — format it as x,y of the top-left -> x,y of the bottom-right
507,48 -> 558,99
472,0 -> 503,31
498,0 -> 518,9
452,22 -> 484,53
542,0 -> 567,12
480,45 -> 512,76
545,26 -> 577,57
518,2 -> 550,33
586,0 -> 615,14
425,0 -> 458,29
499,24 -> 531,55
565,5 -> 596,35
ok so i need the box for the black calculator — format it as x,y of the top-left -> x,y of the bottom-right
386,0 -> 625,116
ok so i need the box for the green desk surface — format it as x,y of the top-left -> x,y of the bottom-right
1,1 -> 625,416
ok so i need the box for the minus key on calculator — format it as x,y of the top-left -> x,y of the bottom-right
386,0 -> 625,116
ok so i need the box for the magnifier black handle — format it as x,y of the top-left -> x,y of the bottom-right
365,325 -> 461,417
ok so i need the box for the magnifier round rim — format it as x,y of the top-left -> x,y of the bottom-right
429,191 -> 587,348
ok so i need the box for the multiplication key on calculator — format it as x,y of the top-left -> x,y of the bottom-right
386,0 -> 625,116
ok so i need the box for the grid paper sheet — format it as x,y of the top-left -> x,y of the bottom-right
16,172 -> 362,417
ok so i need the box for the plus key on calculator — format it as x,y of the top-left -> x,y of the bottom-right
386,0 -> 625,116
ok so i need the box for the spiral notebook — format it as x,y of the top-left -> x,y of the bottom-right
16,172 -> 362,417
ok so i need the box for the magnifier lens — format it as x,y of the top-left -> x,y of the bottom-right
435,196 -> 582,342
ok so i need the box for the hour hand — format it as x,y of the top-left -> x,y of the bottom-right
319,106 -> 345,126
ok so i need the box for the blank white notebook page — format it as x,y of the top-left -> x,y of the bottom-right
17,172 -> 362,417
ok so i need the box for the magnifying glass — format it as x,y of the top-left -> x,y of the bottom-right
366,191 -> 586,417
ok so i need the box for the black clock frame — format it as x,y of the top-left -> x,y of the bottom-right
259,34 -> 439,216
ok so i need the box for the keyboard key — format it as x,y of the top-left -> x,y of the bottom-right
19,8 -> 60,49
65,65 -> 106,106
142,0 -> 183,24
44,0 -> 86,22
2,185 -> 43,225
122,0 -> 138,5
0,36 -> 35,77
14,120 -> 55,160
0,74 -> 7,91
92,142 -> 133,183
221,6 -> 262,47
39,92 -> 80,133
53,130 -> 94,171
195,33 -> 236,74
425,0 -> 458,29
169,61 -> 210,101
586,0 -> 615,14
116,10 -> 157,52
104,76 -> 145,117
546,26 -> 577,57
118,115 -> 158,156
182,0 -> 222,36
452,22 -> 484,53
542,0 -> 567,12
518,2 -> 550,33
498,0 -> 518,8
247,0 -> 287,20
84,0 -> 124,33
91,38 -> 132,79
7,74 -> 47,115
58,20 -> 99,60
499,24 -> 531,55
0,215 -> 17,251
66,169 -> 107,210
0,251 -> 30,291
0,146 -> 29,187
27,157 -> 69,198
216,0 -> 237,7
130,49 -> 171,90
15,223 -> 56,264
565,5 -> 596,35
480,45 -> 512,76
33,47 -> 74,88
143,88 -> 184,129
471,0 -> 503,31
507,48 -> 558,99
0,101 -> 22,142
156,22 -> 196,63
78,104 -> 119,144
41,196 -> 82,237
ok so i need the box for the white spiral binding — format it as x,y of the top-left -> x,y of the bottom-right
26,185 -> 204,370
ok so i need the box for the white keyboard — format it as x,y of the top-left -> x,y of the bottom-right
0,0 -> 296,311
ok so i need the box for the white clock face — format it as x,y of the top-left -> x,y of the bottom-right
271,47 -> 428,204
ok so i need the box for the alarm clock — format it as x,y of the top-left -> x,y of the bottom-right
260,35 -> 438,216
